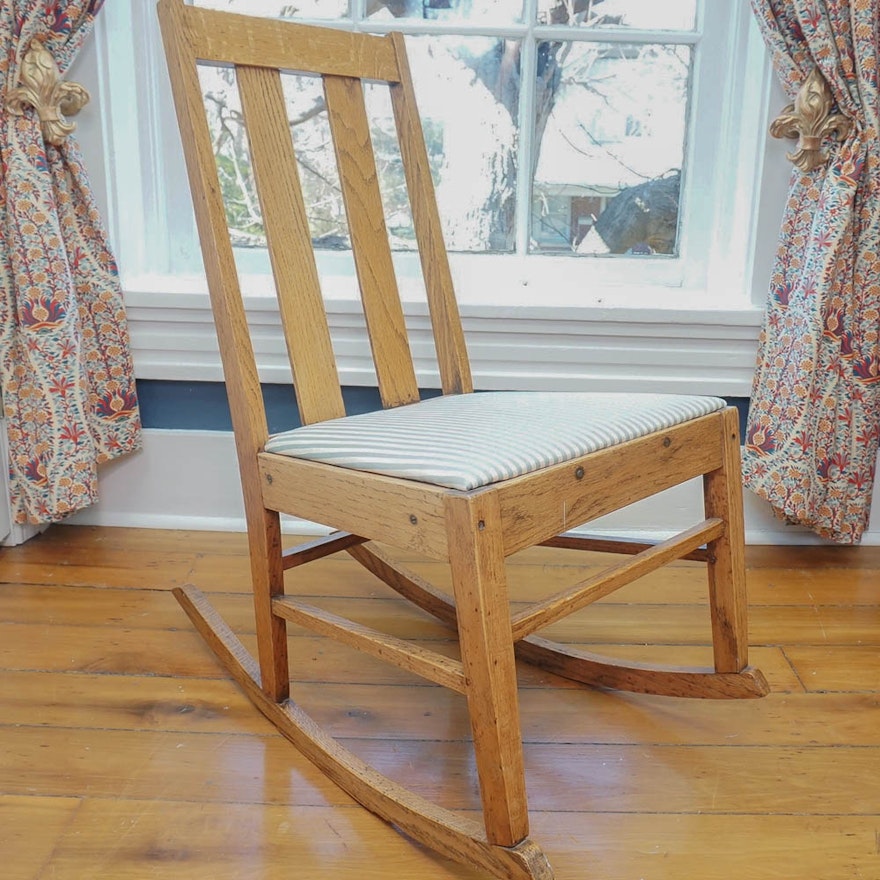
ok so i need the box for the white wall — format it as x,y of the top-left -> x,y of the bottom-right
66,428 -> 878,544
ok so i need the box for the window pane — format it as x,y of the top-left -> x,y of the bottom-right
198,66 -> 353,268
404,36 -> 520,252
197,66 -> 264,251
536,0 -> 696,31
531,41 -> 690,256
366,0 -> 523,26
193,0 -> 350,20
198,36 -> 520,257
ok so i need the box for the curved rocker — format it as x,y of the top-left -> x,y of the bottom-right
347,543 -> 769,699
173,585 -> 555,880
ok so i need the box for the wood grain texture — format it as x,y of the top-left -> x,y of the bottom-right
172,585 -> 552,880
496,414 -> 723,556
324,74 -> 419,408
510,519 -> 724,640
1,525 -> 879,880
703,406 -> 750,672
172,1 -> 400,80
258,452 -> 451,559
236,64 -> 345,425
445,493 -> 530,846
271,594 -> 466,692
389,32 -> 472,396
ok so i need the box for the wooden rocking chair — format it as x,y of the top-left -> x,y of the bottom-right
157,2 -> 768,877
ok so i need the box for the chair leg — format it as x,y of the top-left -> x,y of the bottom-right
248,508 -> 290,701
445,493 -> 529,848
703,407 -> 749,674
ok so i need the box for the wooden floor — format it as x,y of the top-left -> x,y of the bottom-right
1,526 -> 879,879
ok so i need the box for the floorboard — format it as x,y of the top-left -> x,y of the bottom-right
1,525 -> 878,879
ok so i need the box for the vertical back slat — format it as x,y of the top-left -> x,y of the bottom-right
323,74 -> 420,409
237,65 -> 346,425
157,1 -> 269,472
389,33 -> 473,396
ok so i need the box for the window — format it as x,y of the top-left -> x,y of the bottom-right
79,0 -> 785,394
194,0 -> 694,261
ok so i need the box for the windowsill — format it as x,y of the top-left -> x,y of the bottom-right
123,271 -> 766,322
122,272 -> 763,395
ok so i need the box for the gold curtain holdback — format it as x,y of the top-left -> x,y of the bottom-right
5,38 -> 90,145
769,66 -> 852,172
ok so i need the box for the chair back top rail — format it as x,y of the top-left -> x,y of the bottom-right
176,3 -> 401,80
157,0 -> 472,449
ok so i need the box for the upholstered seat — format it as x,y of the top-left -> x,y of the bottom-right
265,392 -> 726,490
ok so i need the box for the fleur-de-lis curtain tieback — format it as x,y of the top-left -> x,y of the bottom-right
769,67 -> 852,173
5,39 -> 90,146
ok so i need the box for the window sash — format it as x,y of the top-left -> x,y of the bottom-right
77,0 -> 784,395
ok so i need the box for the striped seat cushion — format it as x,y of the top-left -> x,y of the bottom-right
264,392 -> 726,491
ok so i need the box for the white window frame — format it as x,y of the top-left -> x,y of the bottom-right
72,0 -> 789,397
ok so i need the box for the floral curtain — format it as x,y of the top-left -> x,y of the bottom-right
0,0 -> 140,524
743,0 -> 880,543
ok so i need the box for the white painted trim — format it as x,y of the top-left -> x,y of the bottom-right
68,1 -> 784,398
66,429 -> 880,545
123,287 -> 763,395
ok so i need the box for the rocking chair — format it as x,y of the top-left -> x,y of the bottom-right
157,2 -> 768,877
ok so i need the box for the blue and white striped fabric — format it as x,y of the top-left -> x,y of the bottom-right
264,392 -> 726,491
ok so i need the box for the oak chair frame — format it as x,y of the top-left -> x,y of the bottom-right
157,2 -> 768,877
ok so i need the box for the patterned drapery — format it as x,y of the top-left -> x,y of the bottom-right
0,1 -> 140,524
743,1 -> 880,543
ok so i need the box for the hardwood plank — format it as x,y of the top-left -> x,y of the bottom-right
745,566 -> 880,606
279,684 -> 880,749
745,544 -> 880,568
0,794 -> 82,880
46,798 -> 480,880
0,622 -> 235,677
0,545 -> 194,589
32,800 -> 880,880
0,625 -> 798,692
0,670 -> 271,736
784,646 -> 880,692
4,724 -> 879,816
4,670 -> 874,748
0,725 -> 351,808
4,581 -> 877,647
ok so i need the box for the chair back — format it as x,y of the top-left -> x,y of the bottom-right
157,0 -> 472,455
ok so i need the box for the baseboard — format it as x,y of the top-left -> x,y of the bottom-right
66,428 -> 880,545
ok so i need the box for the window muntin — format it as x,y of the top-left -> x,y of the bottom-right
195,0 -> 350,20
536,0 -> 696,31
94,0 -> 770,313
190,0 -> 699,263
